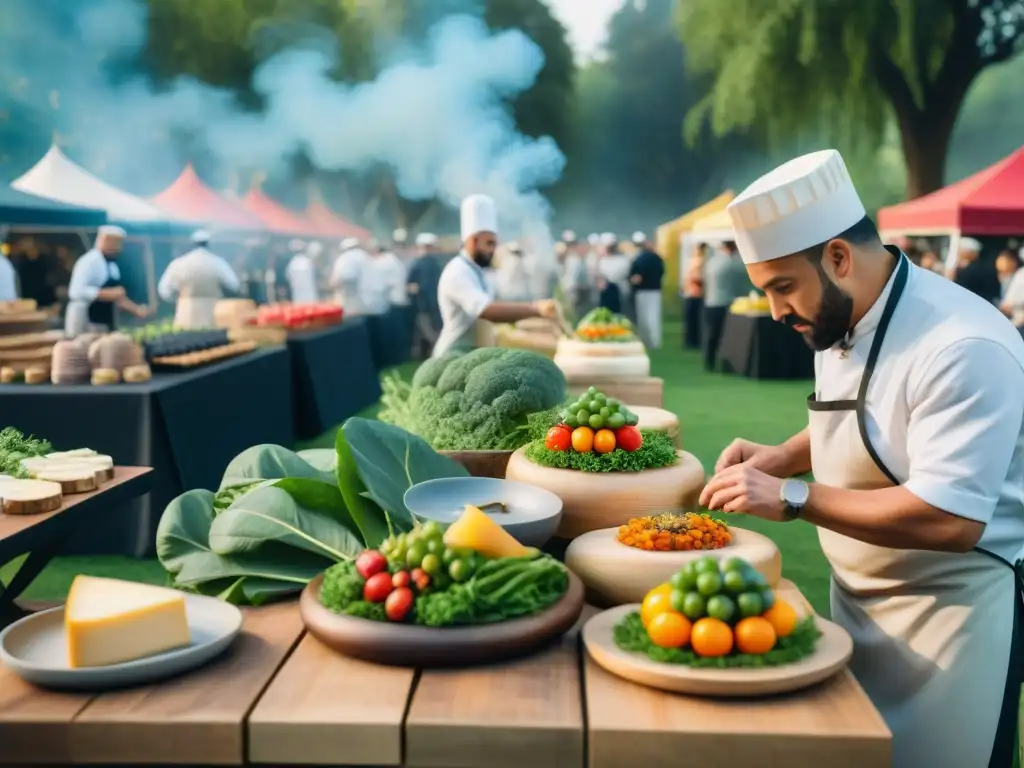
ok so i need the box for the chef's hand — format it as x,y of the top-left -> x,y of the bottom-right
533,299 -> 559,318
714,438 -> 789,475
699,465 -> 786,522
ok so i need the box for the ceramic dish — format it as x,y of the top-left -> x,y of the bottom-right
0,594 -> 243,691
583,604 -> 853,697
403,476 -> 563,548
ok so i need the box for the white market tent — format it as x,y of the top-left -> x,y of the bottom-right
678,208 -> 736,288
12,145 -> 164,222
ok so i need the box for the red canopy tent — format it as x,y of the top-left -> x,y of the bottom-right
241,189 -> 321,236
877,146 -> 1024,237
304,200 -> 371,239
150,164 -> 264,230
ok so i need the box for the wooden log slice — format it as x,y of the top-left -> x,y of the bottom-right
0,478 -> 63,515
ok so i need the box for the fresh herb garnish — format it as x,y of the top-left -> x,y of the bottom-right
0,426 -> 52,478
524,428 -> 677,472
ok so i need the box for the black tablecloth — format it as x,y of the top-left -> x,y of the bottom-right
0,347 -> 294,556
367,306 -> 414,370
718,312 -> 815,379
287,319 -> 382,440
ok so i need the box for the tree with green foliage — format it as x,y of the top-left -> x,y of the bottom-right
677,0 -> 1024,199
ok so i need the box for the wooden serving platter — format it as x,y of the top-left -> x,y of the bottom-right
299,571 -> 586,667
0,311 -> 49,325
583,604 -> 854,697
0,331 -> 64,350
150,340 -> 257,369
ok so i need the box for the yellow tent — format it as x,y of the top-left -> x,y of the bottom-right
656,190 -> 734,299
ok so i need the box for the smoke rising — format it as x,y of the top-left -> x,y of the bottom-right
0,0 -> 566,249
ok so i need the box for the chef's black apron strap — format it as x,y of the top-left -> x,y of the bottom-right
974,549 -> 1024,768
87,259 -> 122,328
853,251 -> 909,485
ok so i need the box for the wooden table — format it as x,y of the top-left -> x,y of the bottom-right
0,580 -> 891,767
0,467 -> 153,624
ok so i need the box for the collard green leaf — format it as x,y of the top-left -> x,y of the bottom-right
273,477 -> 357,532
155,489 -> 217,577
174,543 -> 331,589
296,448 -> 337,473
241,577 -> 304,606
219,444 -> 333,490
208,485 -> 363,562
341,417 -> 469,528
335,426 -> 391,548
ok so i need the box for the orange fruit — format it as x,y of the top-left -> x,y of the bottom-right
593,428 -> 617,454
649,582 -> 673,597
647,611 -> 692,649
734,617 -> 777,655
762,599 -> 798,638
641,590 -> 675,628
571,426 -> 594,453
690,617 -> 734,657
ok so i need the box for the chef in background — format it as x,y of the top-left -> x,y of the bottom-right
561,230 -> 590,318
629,231 -> 665,349
373,229 -> 410,308
158,229 -> 241,328
330,237 -> 369,315
496,241 -> 532,301
433,194 -> 558,357
0,242 -> 17,301
597,233 -> 631,315
286,241 -> 321,304
360,242 -> 392,316
408,232 -> 444,358
66,226 -> 149,337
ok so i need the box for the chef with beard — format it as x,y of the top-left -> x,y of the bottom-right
66,226 -> 149,336
330,237 -> 369,315
433,194 -> 559,357
158,229 -> 241,328
699,149 -> 1024,768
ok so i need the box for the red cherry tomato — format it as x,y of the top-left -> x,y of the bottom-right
615,426 -> 643,452
392,570 -> 411,589
385,587 -> 415,621
545,425 -> 572,451
363,572 -> 394,603
355,550 -> 387,579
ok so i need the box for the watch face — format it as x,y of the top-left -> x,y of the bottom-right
783,479 -> 809,506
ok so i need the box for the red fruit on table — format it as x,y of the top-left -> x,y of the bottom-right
355,550 -> 387,579
363,572 -> 394,603
385,587 -> 415,621
392,570 -> 412,589
545,425 -> 572,451
615,425 -> 643,452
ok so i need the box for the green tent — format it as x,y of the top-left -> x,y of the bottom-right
0,185 -> 107,228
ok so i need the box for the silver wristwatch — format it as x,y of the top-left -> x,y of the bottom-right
780,479 -> 809,520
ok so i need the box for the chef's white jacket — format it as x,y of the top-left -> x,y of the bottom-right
433,254 -> 494,357
157,247 -> 240,304
285,254 -> 319,304
330,248 -> 369,313
373,251 -> 409,306
0,255 -> 17,301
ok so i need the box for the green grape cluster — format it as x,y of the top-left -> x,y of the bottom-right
668,556 -> 775,625
559,386 -> 640,430
379,521 -> 482,590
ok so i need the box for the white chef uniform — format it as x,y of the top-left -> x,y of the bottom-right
433,194 -> 497,357
65,225 -> 127,337
330,238 -> 368,315
158,230 -> 241,328
286,242 -> 321,304
728,149 -> 1024,768
373,249 -> 410,307
0,252 -> 17,301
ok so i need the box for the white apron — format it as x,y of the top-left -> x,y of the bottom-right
808,254 -> 1023,768
174,293 -> 219,329
635,289 -> 662,349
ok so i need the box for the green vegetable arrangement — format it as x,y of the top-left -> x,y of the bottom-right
155,418 -> 469,606
378,347 -> 567,451
0,427 -> 52,478
614,611 -> 821,668
526,429 -> 677,472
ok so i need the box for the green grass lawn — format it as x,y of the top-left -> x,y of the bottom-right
12,316 -> 831,616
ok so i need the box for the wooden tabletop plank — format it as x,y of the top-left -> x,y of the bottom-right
0,664 -> 93,765
70,602 -> 303,766
584,582 -> 891,768
404,620 -> 586,768
247,634 -> 415,766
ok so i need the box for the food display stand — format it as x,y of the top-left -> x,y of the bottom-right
0,580 -> 891,767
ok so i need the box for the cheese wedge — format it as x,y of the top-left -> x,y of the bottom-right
65,576 -> 191,668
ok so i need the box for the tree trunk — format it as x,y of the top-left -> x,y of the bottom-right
896,111 -> 954,200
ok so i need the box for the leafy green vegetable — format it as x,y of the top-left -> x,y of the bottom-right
341,417 -> 469,529
378,347 -> 568,451
219,444 -> 334,489
614,612 -> 821,668
335,426 -> 391,548
320,561 -> 366,608
525,429 -> 678,472
213,481 -> 265,514
0,426 -> 52,478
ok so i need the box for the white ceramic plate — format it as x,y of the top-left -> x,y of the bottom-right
0,593 -> 243,690
583,604 -> 853,697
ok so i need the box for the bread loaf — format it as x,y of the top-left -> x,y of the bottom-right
0,367 -> 15,383
25,367 -> 49,384
123,364 -> 152,383
51,340 -> 91,384
91,368 -> 121,385
88,333 -> 143,373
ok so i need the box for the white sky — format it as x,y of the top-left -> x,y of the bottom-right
543,0 -> 626,62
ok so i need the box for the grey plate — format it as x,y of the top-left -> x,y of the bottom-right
404,476 -> 563,548
0,593 -> 243,691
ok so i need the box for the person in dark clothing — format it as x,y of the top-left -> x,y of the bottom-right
953,237 -> 1001,304
407,232 -> 444,358
629,232 -> 665,348
701,241 -> 750,371
683,244 -> 705,349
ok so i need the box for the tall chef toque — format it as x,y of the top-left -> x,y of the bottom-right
727,149 -> 866,265
460,194 -> 498,242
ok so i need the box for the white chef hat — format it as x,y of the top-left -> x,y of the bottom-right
340,237 -> 361,251
460,194 -> 498,241
959,237 -> 982,253
416,232 -> 438,246
727,149 -> 866,265
562,229 -> 577,243
392,228 -> 408,244
306,241 -> 324,258
632,231 -> 646,244
600,232 -> 617,246
192,229 -> 212,244
587,233 -> 600,246
96,225 -> 126,240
